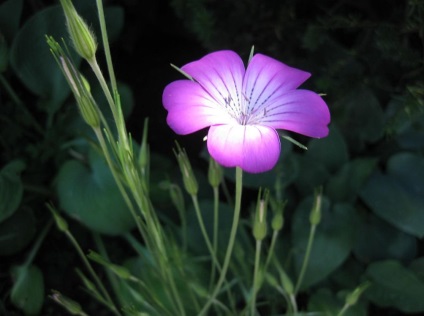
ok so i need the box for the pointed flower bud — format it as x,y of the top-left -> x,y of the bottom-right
309,187 -> 323,226
59,0 -> 97,61
48,204 -> 68,232
173,143 -> 198,196
345,281 -> 371,307
59,56 -> 100,128
208,156 -> 223,188
50,290 -> 86,315
253,189 -> 269,241
279,269 -> 294,295
270,198 -> 286,232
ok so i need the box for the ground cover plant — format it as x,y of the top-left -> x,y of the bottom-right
0,0 -> 423,315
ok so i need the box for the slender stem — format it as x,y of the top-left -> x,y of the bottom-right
199,167 -> 243,315
0,74 -> 44,134
294,224 -> 317,294
191,194 -> 222,272
88,59 -> 119,124
337,304 -> 350,316
289,294 -> 298,315
65,231 -> 121,316
250,240 -> 262,316
210,186 -> 220,286
24,220 -> 53,267
95,0 -> 117,95
264,230 -> 279,271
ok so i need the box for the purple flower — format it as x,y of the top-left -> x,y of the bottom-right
162,50 -> 330,173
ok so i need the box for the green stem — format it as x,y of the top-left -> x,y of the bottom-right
95,0 -> 117,96
251,240 -> 262,316
0,74 -> 43,134
24,220 -> 53,267
264,230 -> 279,272
337,304 -> 350,316
294,224 -> 317,294
199,167 -> 243,315
191,194 -> 222,273
88,59 -> 119,124
210,186 -> 220,286
65,230 -> 121,316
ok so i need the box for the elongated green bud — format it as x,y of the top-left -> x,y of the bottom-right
50,290 -> 87,316
173,143 -> 198,196
309,187 -> 323,226
253,189 -> 269,241
60,0 -> 97,61
60,57 -> 100,128
208,156 -> 223,188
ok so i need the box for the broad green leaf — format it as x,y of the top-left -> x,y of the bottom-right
0,207 -> 36,256
0,0 -> 23,42
294,155 -> 330,195
0,160 -> 25,222
10,264 -> 44,315
409,257 -> 424,284
334,86 -> 384,152
292,198 -> 357,290
365,260 -> 424,313
360,152 -> 424,238
306,126 -> 349,173
56,146 -> 136,235
10,5 -> 79,113
353,213 -> 417,263
10,4 -> 124,114
326,158 -> 377,203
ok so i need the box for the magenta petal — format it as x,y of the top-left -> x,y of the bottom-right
182,50 -> 245,107
243,54 -> 311,112
163,80 -> 234,135
207,124 -> 281,173
260,89 -> 330,138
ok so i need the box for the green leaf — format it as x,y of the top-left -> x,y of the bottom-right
360,152 -> 424,238
306,126 -> 349,174
292,199 -> 357,290
326,158 -> 377,203
56,146 -> 136,235
334,86 -> 384,152
10,5 -> 78,113
0,160 -> 25,223
0,0 -> 23,42
353,213 -> 417,263
10,264 -> 45,315
294,155 -> 330,195
0,207 -> 36,256
365,260 -> 424,313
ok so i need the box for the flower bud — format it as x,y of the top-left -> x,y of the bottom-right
60,56 -> 100,128
253,189 -> 269,241
270,198 -> 286,232
173,143 -> 198,196
48,204 -> 68,232
309,188 -> 322,226
208,157 -> 223,188
60,0 -> 97,61
50,290 -> 86,315
345,281 -> 371,306
279,270 -> 294,295
78,93 -> 100,128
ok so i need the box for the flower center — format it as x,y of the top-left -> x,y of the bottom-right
223,93 -> 266,126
